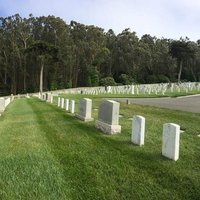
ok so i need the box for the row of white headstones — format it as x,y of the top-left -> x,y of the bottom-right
63,82 -> 200,96
41,93 -> 180,162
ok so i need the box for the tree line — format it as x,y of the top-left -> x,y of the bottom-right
0,14 -> 200,95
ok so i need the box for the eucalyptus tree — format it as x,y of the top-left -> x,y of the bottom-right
152,38 -> 176,82
41,16 -> 72,89
1,14 -> 21,94
69,21 -> 87,87
0,19 -> 8,86
102,29 -> 116,77
135,34 -> 155,82
112,28 -> 138,81
14,14 -> 35,91
84,25 -> 107,86
70,21 -> 107,87
183,41 -> 200,81
25,41 -> 58,94
169,38 -> 195,82
1,13 -> 200,96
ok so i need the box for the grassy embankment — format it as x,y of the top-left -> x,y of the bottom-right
0,96 -> 199,199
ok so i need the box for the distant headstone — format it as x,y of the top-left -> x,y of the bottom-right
65,99 -> 69,111
131,85 -> 134,94
50,94 -> 53,104
170,84 -> 174,93
57,97 -> 61,107
95,100 -> 121,134
76,98 -> 93,122
61,98 -> 65,109
131,115 -> 145,146
70,100 -> 75,113
136,88 -> 139,95
162,123 -> 180,161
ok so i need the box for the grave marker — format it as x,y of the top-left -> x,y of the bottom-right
70,100 -> 75,113
162,123 -> 180,161
65,99 -> 69,111
95,100 -> 121,134
76,98 -> 93,122
131,115 -> 145,146
57,97 -> 61,107
61,98 -> 65,109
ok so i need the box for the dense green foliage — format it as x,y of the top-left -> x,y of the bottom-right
0,97 -> 199,199
99,76 -> 117,86
0,14 -> 200,94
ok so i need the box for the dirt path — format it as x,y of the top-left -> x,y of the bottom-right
111,95 -> 200,113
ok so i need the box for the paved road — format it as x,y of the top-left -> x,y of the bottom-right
111,95 -> 200,113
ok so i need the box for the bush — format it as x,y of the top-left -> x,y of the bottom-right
86,66 -> 99,86
157,75 -> 170,83
118,74 -> 134,85
66,80 -> 72,88
146,74 -> 170,84
27,85 -> 39,93
99,77 -> 116,86
146,75 -> 158,83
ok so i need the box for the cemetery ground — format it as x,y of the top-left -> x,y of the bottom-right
0,96 -> 199,200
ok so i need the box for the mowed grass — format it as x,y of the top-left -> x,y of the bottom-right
58,89 -> 200,99
0,97 -> 199,200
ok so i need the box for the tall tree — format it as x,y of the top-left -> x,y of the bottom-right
1,13 -> 200,96
169,38 -> 195,82
25,41 -> 58,94
112,28 -> 138,80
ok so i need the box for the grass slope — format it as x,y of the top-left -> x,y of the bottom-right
0,98 -> 199,200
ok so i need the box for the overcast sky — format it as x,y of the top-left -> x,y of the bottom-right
0,0 -> 199,41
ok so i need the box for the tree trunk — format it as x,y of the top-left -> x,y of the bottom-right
178,60 -> 183,82
40,61 -> 44,94
189,60 -> 197,82
11,70 -> 17,95
23,43 -> 27,92
4,70 -> 7,85
3,51 -> 8,85
73,66 -> 79,88
23,65 -> 26,92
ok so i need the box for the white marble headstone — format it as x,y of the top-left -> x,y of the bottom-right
57,97 -> 61,107
70,100 -> 75,113
65,99 -> 69,111
61,98 -> 65,109
131,115 -> 145,146
76,98 -> 93,121
162,123 -> 180,161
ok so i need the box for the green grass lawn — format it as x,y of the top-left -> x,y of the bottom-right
59,90 -> 200,100
0,97 -> 199,200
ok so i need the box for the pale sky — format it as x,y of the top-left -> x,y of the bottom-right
0,0 -> 200,41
